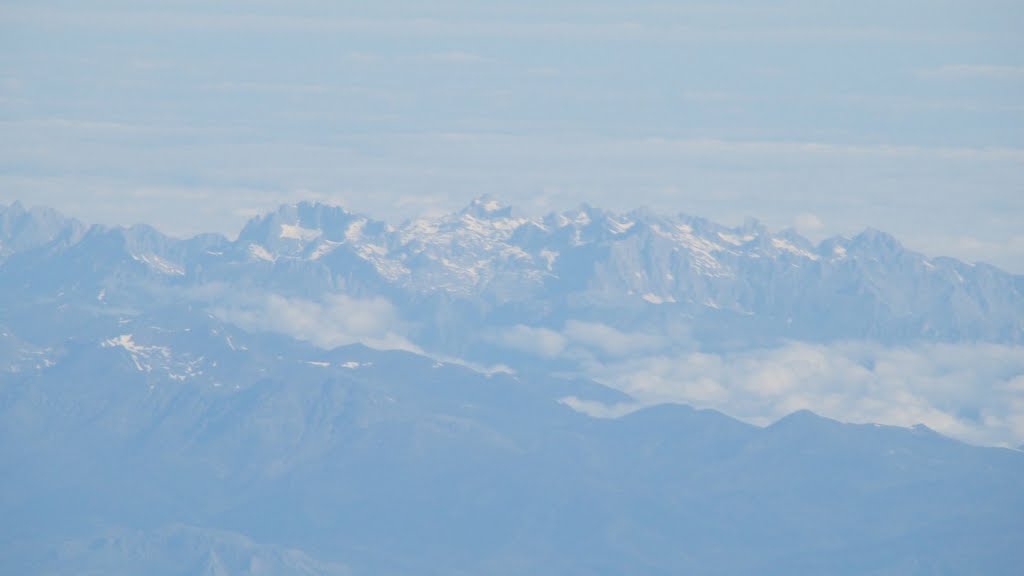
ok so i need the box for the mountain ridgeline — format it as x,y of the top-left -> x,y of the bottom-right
1,199 -> 1023,574
1,198 -> 1021,358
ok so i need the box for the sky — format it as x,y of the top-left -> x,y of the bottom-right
2,0 -> 1023,271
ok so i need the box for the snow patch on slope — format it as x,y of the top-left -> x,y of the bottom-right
309,240 -> 341,260
771,238 -> 819,260
642,293 -> 676,304
248,244 -> 276,262
102,334 -> 171,373
133,253 -> 185,276
607,218 -> 635,235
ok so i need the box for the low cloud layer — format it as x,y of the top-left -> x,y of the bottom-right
200,293 -> 1024,447
497,322 -> 1024,447
208,291 -> 1024,447
593,341 -> 1024,447
212,292 -> 420,353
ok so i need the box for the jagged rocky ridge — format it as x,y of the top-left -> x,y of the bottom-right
1,197 -> 1021,360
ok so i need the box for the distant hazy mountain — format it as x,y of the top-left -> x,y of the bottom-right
2,200 -> 1023,574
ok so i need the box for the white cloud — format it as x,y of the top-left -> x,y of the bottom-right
562,320 -> 666,358
793,212 -> 824,235
493,315 -> 1024,440
494,318 -> 1024,446
559,396 -> 640,419
492,325 -> 567,358
494,320 -> 677,364
212,292 -> 420,353
579,340 -> 1024,447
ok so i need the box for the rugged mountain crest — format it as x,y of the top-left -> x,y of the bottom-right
2,199 -> 1022,350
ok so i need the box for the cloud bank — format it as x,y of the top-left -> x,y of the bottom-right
205,294 -> 1024,446
497,322 -> 1024,447
212,292 -> 420,353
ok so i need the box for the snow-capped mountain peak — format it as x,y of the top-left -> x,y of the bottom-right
2,198 -> 1021,347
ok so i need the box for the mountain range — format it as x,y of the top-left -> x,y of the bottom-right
3,197 -> 1021,354
1,198 -> 1023,574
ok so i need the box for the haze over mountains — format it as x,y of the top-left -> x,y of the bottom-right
2,198 -> 1023,574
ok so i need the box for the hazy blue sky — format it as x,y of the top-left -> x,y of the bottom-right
2,1 -> 1022,270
